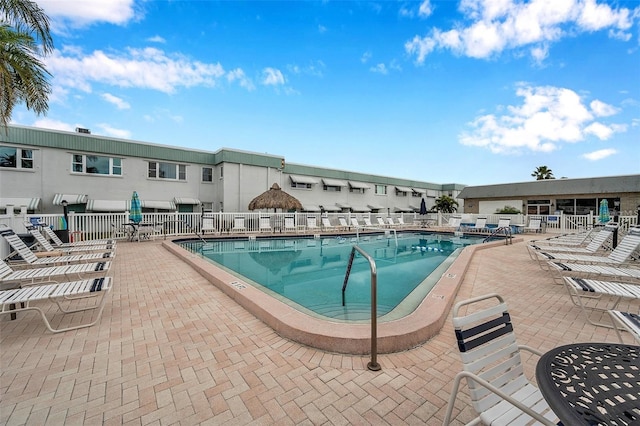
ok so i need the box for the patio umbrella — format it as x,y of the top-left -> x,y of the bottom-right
598,199 -> 610,223
130,191 -> 142,224
419,198 -> 428,215
248,183 -> 302,212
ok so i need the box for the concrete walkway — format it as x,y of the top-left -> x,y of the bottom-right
1,235 -> 635,425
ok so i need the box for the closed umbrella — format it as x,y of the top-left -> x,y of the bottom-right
130,191 -> 142,224
419,198 -> 428,215
598,199 -> 610,223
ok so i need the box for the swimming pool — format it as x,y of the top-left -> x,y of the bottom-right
178,232 -> 484,322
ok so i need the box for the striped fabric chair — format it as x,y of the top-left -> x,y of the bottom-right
443,293 -> 558,426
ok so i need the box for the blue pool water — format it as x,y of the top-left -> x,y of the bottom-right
179,232 -> 484,321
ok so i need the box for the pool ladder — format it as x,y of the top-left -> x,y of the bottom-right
342,245 -> 381,371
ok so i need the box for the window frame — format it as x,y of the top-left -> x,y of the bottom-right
375,185 -> 387,195
71,153 -> 122,176
147,161 -> 187,181
202,167 -> 213,182
0,146 -> 34,170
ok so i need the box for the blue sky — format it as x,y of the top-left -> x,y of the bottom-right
12,0 -> 640,185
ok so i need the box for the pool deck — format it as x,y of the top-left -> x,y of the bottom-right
1,233 -> 637,425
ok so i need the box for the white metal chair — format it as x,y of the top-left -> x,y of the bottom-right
608,310 -> 640,344
443,293 -> 558,425
0,277 -> 112,333
259,216 -> 271,233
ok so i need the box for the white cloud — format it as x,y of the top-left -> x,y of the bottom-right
147,35 -> 166,44
262,68 -> 285,86
40,0 -> 138,30
590,99 -> 619,117
582,148 -> 617,161
96,123 -> 132,139
226,68 -> 255,91
101,93 -> 130,110
370,63 -> 388,74
419,0 -> 433,18
31,117 -> 76,132
361,51 -> 372,63
318,24 -> 327,33
460,84 -> 626,154
406,0 -> 636,63
46,46 -> 235,95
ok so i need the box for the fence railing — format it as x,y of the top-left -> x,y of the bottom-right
1,210 -> 637,248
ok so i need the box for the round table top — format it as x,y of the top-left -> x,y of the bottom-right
535,342 -> 640,426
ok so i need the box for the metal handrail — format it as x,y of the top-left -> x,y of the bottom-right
483,226 -> 513,245
342,245 -> 381,371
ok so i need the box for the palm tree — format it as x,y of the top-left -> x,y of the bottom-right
0,0 -> 54,128
531,166 -> 555,180
431,195 -> 459,213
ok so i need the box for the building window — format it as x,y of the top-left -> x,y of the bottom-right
202,167 -> 213,182
148,161 -> 186,181
0,146 -> 33,169
72,154 -> 122,175
220,165 -> 223,178
396,189 -> 408,197
375,185 -> 387,195
349,187 -> 365,194
291,182 -> 311,189
323,184 -> 342,192
412,191 -> 422,198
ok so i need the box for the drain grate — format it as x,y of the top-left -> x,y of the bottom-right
444,273 -> 456,278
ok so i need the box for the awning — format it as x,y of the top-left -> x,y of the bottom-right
86,200 -> 129,212
53,194 -> 88,205
395,186 -> 413,193
394,206 -> 414,212
302,204 -> 321,211
367,204 -> 385,210
409,204 -> 420,211
352,206 -> 371,212
174,197 -> 201,205
322,178 -> 348,187
322,205 -> 341,211
141,200 -> 176,210
349,181 -> 370,189
290,175 -> 319,185
412,188 -> 425,194
0,197 -> 41,210
336,203 -> 352,209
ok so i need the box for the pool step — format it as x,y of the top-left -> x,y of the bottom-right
306,301 -> 396,321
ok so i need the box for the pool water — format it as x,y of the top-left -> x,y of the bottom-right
179,232 -> 484,321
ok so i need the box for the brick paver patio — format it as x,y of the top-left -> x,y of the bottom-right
1,235 -> 635,425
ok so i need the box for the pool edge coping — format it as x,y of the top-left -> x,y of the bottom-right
162,236 -> 522,354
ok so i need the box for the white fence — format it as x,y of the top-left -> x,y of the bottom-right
1,209 -> 637,244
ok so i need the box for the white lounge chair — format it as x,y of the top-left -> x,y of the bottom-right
528,224 -> 615,255
363,217 -> 373,227
259,216 -> 271,233
523,218 -> 542,233
533,226 -> 640,268
376,217 -> 388,227
547,261 -> 640,281
29,228 -> 115,254
608,310 -> 640,344
284,216 -> 297,233
462,217 -> 488,233
386,217 -> 396,227
0,277 -> 112,333
443,293 -> 558,426
306,216 -> 319,232
40,224 -> 115,246
350,218 -> 360,228
444,216 -> 461,231
0,258 -> 110,286
338,217 -> 349,230
1,228 -> 115,267
562,277 -> 640,328
321,217 -> 334,231
232,216 -> 245,233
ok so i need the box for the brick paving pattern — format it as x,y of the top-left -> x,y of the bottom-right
1,235 -> 635,425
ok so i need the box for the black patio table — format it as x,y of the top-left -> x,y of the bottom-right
535,342 -> 640,425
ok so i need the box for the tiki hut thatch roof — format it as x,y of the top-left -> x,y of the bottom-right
248,183 -> 303,212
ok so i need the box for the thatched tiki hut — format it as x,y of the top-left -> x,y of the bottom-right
248,183 -> 303,212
